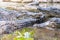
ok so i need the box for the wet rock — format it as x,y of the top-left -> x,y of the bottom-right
24,3 -> 39,12
24,5 -> 38,12
17,10 -> 44,19
37,7 -> 60,17
0,18 -> 40,34
0,21 -> 16,34
11,0 -> 22,2
49,17 -> 60,28
33,17 -> 60,30
0,8 -> 44,20
26,1 -> 39,6
33,21 -> 55,30
49,18 -> 60,23
0,15 -> 48,34
0,8 -> 24,20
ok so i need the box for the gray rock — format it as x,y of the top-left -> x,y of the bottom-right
33,21 -> 55,30
33,17 -> 60,30
37,7 -> 60,17
0,8 -> 24,20
0,18 -> 39,34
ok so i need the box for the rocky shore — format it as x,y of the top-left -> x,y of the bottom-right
0,1 -> 60,40
0,2 -> 60,35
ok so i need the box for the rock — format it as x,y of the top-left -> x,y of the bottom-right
24,5 -> 38,11
27,0 -> 39,6
49,17 -> 60,28
33,21 -> 55,30
24,2 -> 39,12
0,15 -> 48,34
37,7 -> 60,17
22,0 -> 33,3
49,18 -> 60,23
33,17 -> 60,30
39,0 -> 48,2
0,8 -> 46,20
53,0 -> 60,3
0,21 -> 16,34
11,0 -> 22,2
0,8 -> 25,20
0,18 -> 41,34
